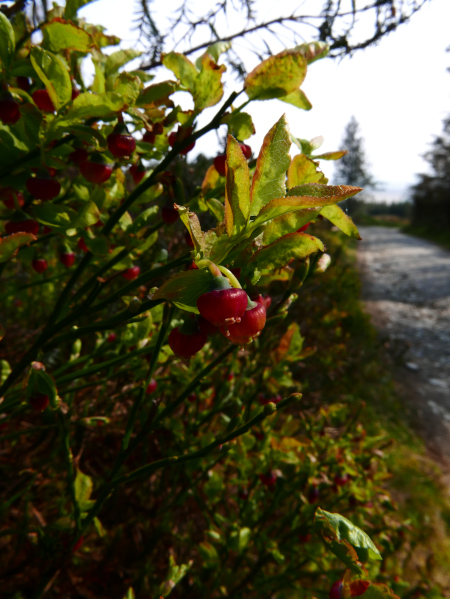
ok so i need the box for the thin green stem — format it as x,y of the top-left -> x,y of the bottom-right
57,411 -> 82,532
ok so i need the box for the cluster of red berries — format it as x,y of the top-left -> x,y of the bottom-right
213,143 -> 252,177
329,579 -> 369,598
168,273 -> 268,359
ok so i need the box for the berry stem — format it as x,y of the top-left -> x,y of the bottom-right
57,411 -> 82,533
217,265 -> 242,289
196,259 -> 222,278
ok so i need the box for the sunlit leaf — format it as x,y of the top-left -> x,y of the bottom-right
42,20 -> 92,53
245,50 -> 307,100
279,88 -> 312,110
104,49 -> 141,77
222,110 -> 255,141
321,204 -> 361,239
162,52 -> 198,90
0,11 -> 15,72
225,136 -> 250,236
193,54 -> 226,111
64,0 -> 97,19
293,41 -> 329,64
248,232 -> 324,271
177,205 -> 205,253
30,47 -> 72,110
137,80 -> 177,107
287,154 -> 327,187
312,150 -> 348,161
262,208 -> 320,245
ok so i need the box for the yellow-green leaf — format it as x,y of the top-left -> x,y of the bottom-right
66,91 -> 126,119
249,232 -> 324,271
0,11 -> 15,72
114,72 -> 142,107
193,54 -> 226,111
287,183 -> 362,201
224,136 -> 250,236
287,154 -> 327,187
250,114 -> 291,216
293,41 -> 329,64
245,50 -> 307,100
222,110 -> 255,141
42,20 -> 92,53
262,208 -> 321,245
321,204 -> 361,239
312,150 -> 348,161
177,205 -> 205,253
30,47 -> 72,110
162,52 -> 198,90
104,49 -> 142,77
0,232 -> 36,263
137,80 -> 177,107
279,88 -> 312,110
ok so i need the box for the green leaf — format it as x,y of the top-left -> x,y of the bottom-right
26,367 -> 59,409
162,52 -> 198,90
130,206 -> 159,233
273,322 -> 304,363
42,20 -> 92,53
137,80 -> 177,107
30,47 -> 72,110
287,183 -> 362,202
64,0 -> 98,19
293,41 -> 329,64
250,114 -> 291,216
0,11 -> 15,73
223,111 -> 255,141
123,588 -> 135,599
159,555 -> 192,597
0,232 -> 36,263
113,72 -> 142,106
262,208 -> 321,245
291,135 -> 324,156
193,54 -> 226,111
312,150 -> 348,161
314,508 -> 382,563
121,315 -> 152,347
66,91 -> 126,119
363,584 -> 401,599
245,50 -> 307,100
84,235 -> 109,255
104,49 -> 141,77
74,468 -> 95,512
195,41 -> 231,67
0,359 -> 11,384
279,88 -> 312,110
248,232 -> 324,271
92,59 -> 105,94
225,136 -> 250,236
287,154 -> 327,187
321,204 -> 361,239
33,201 -> 100,231
177,206 -> 205,253
152,269 -> 214,314
206,198 -> 224,223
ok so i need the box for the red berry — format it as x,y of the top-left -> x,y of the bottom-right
185,230 -> 194,248
107,332 -> 117,342
70,148 -> 88,165
197,277 -> 248,327
1,187 -> 24,209
168,320 -> 207,359
221,298 -> 266,344
72,535 -> 84,552
0,94 -> 20,125
129,163 -> 146,184
334,473 -> 349,487
238,489 -> 249,500
5,219 -> 39,235
187,392 -> 197,403
254,431 -> 264,441
30,393 -> 49,411
297,222 -> 310,233
259,393 -> 281,406
198,315 -> 219,337
142,130 -> 156,144
298,533 -> 312,543
329,580 -> 343,599
16,76 -> 30,92
78,238 -> 88,252
122,266 -> 140,281
26,171 -> 61,200
80,153 -> 113,184
308,486 -> 319,504
153,122 -> 164,135
71,87 -> 80,100
213,154 -> 227,176
168,127 -> 195,155
161,204 -> 179,224
32,89 -> 55,113
60,251 -> 75,268
239,143 -> 252,159
146,379 -> 157,394
107,122 -> 136,158
32,258 -> 48,274
259,471 -> 276,489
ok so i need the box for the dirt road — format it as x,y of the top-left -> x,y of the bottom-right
357,226 -> 450,460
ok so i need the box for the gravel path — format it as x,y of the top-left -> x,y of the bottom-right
357,226 -> 450,461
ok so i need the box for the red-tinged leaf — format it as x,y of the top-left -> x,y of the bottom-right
287,183 -> 362,201
350,580 -> 371,597
30,47 -> 72,110
176,205 -> 205,253
249,232 -> 324,271
262,208 -> 321,245
0,323 -> 4,343
0,232 -> 37,263
321,204 -> 361,239
162,52 -> 198,90
293,41 -> 329,64
152,269 -> 214,314
273,322 -> 304,364
362,584 -> 401,599
244,49 -> 307,100
250,115 -> 291,216
287,154 -> 327,187
193,54 -> 226,110
42,19 -> 92,53
225,136 -> 250,236
312,150 -> 348,161
279,88 -> 312,111
201,165 -> 220,195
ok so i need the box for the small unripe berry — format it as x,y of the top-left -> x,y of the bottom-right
329,580 -> 343,599
78,238 -> 88,252
80,153 -> 113,184
107,332 -> 117,342
129,163 -> 146,185
168,320 -> 207,359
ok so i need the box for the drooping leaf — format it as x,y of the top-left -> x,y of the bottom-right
193,53 -> 226,111
224,136 -> 250,236
314,508 -> 382,563
64,0 -> 98,19
30,47 -> 72,110
33,201 -> 100,231
162,52 -> 198,90
245,50 -> 307,100
0,11 -> 15,72
287,154 -> 327,187
250,115 -> 291,216
42,20 -> 92,53
293,41 -> 329,64
248,232 -> 324,272
152,269 -> 214,314
75,468 -> 95,512
176,205 -> 205,253
312,150 -> 348,161
262,208 -> 321,245
104,49 -> 141,77
321,204 -> 361,239
206,198 -> 224,223
279,88 -> 312,111
0,232 -> 36,263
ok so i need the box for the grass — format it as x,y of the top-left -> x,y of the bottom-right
402,225 -> 450,251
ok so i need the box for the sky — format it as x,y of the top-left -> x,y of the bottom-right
75,0 -> 450,203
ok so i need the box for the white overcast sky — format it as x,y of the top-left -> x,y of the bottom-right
76,0 -> 450,202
